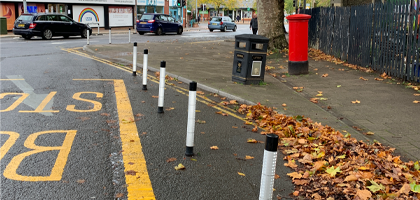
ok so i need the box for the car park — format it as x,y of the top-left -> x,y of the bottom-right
136,13 -> 183,35
208,17 -> 237,32
13,13 -> 92,40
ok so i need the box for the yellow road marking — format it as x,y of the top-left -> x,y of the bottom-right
19,91 -> 59,113
66,92 -> 103,112
3,130 -> 77,181
0,93 -> 29,112
0,131 -> 20,161
65,48 -> 244,121
73,79 -> 155,200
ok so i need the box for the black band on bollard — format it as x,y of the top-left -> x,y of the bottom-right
189,81 -> 197,91
185,147 -> 194,157
132,72 -> 136,76
160,61 -> 166,68
144,49 -> 148,54
134,42 -> 137,46
129,28 -> 131,30
158,107 -> 164,113
265,134 -> 279,152
142,85 -> 147,90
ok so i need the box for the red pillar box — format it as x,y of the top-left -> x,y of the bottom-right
286,14 -> 311,75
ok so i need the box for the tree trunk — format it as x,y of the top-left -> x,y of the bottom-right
257,0 -> 288,50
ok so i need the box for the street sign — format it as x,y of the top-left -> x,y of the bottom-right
199,11 -> 208,14
247,7 -> 250,11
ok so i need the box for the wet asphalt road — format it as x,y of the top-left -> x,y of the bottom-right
0,27 -> 294,200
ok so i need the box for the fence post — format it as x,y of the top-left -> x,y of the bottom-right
157,61 -> 166,113
132,42 -> 137,76
142,49 -> 148,90
129,28 -> 131,43
109,28 -> 112,44
185,81 -> 197,157
258,134 -> 279,200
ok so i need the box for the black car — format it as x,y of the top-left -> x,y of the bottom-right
13,13 -> 92,40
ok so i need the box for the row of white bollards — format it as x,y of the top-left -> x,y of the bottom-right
87,28 -> 134,45
129,43 -> 279,199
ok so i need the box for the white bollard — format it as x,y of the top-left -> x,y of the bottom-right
109,28 -> 112,44
129,28 -> 131,43
142,49 -> 149,90
185,81 -> 197,157
157,61 -> 166,113
259,134 -> 279,200
87,29 -> 90,45
132,42 -> 137,76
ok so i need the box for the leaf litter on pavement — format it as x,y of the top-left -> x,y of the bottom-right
235,103 -> 420,199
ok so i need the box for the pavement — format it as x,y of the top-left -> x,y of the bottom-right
82,37 -> 420,162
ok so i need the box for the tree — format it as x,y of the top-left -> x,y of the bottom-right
257,0 -> 288,50
202,0 -> 238,15
284,0 -> 295,14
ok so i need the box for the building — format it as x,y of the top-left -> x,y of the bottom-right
0,0 -> 187,31
199,0 -> 255,22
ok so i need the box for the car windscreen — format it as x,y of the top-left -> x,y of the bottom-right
140,15 -> 154,20
211,17 -> 222,22
16,15 -> 34,21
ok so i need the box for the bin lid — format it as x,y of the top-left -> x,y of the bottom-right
286,14 -> 311,20
235,34 -> 269,43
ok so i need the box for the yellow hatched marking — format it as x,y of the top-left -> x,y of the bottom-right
73,79 -> 155,200
66,48 -> 243,119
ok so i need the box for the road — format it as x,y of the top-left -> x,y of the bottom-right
0,25 -> 294,200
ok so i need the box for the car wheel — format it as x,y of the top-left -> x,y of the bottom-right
222,26 -> 227,32
233,26 -> 237,32
63,35 -> 69,39
138,32 -> 144,35
209,29 -> 213,32
81,28 -> 88,38
177,27 -> 183,35
42,29 -> 53,40
23,35 -> 32,40
156,27 -> 163,35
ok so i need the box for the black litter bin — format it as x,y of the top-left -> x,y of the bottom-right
232,34 -> 269,85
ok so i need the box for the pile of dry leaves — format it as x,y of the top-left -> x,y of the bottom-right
238,104 -> 420,199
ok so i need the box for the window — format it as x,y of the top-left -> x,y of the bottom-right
168,16 -> 175,22
140,15 -> 154,20
211,17 -> 222,22
37,15 -> 47,21
59,16 -> 72,22
17,15 -> 34,21
46,15 -> 59,21
159,15 -> 168,21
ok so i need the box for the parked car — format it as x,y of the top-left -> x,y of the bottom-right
136,13 -> 183,35
208,17 -> 237,32
13,13 -> 92,40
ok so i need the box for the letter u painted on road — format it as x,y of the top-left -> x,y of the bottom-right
3,130 -> 77,181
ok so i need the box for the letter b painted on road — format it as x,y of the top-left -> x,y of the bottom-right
2,130 -> 77,181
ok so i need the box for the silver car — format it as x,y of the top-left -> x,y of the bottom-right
208,17 -> 237,32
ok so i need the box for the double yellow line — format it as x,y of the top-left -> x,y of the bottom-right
63,47 -> 252,200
